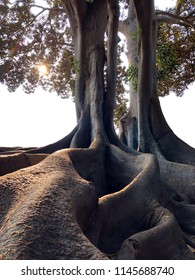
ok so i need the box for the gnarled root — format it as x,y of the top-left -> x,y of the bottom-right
85,153 -> 161,254
0,138 -> 194,259
0,150 -> 107,259
0,153 -> 48,176
113,208 -> 194,260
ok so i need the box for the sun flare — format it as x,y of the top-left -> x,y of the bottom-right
37,64 -> 48,76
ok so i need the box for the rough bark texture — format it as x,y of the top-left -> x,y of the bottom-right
119,0 -> 138,150
0,149 -> 107,259
119,0 -> 195,164
1,140 -> 194,259
0,0 -> 195,260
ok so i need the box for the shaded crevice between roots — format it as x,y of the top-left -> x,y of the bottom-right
115,208 -> 194,260
85,150 -> 162,253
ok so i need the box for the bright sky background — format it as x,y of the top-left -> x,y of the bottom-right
0,86 -> 76,147
0,0 -> 194,148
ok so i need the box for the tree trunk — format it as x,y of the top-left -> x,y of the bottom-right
132,0 -> 164,157
119,0 -> 138,149
119,0 -> 195,165
0,0 -> 195,260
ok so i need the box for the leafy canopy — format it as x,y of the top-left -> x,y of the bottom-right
0,0 -> 194,115
156,0 -> 195,96
0,0 -> 74,96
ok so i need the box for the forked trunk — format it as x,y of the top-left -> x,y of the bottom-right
0,0 -> 195,260
120,0 -> 195,164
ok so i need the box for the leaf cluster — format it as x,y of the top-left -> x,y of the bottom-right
0,0 -> 75,97
114,54 -> 129,124
126,64 -> 138,90
157,21 -> 195,96
0,0 -> 194,119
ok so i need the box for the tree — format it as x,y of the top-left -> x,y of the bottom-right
0,0 -> 75,95
0,0 -> 195,260
119,1 -> 194,152
0,1 -> 194,106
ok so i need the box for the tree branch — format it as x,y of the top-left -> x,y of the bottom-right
29,4 -> 66,13
22,4 -> 66,31
185,10 -> 195,19
175,1 -> 182,16
156,17 -> 193,29
63,0 -> 88,22
156,10 -> 195,28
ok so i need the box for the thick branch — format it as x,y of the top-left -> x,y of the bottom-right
156,11 -> 195,28
29,4 -> 66,13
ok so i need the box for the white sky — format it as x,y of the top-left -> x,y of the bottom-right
0,87 -> 76,147
160,85 -> 195,148
0,0 -> 194,148
155,0 -> 176,9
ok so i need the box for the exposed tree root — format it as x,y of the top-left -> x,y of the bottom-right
0,152 -> 48,176
0,149 -> 107,259
0,0 -> 194,261
115,209 -> 194,260
157,131 -> 195,165
149,97 -> 195,166
0,137 -> 194,259
119,77 -> 195,166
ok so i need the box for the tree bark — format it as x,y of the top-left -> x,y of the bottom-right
0,0 -> 195,260
119,0 -> 195,164
119,0 -> 138,149
1,140 -> 194,259
63,0 -> 108,146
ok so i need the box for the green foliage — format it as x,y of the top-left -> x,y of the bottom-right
0,0 -> 128,122
114,66 -> 128,125
126,65 -> 138,90
155,0 -> 195,96
114,44 -> 128,124
72,57 -> 80,74
130,31 -> 137,40
0,0 -> 75,96
156,39 -> 179,85
156,21 -> 195,96
130,27 -> 142,40
0,0 -> 194,122
120,0 -> 195,98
